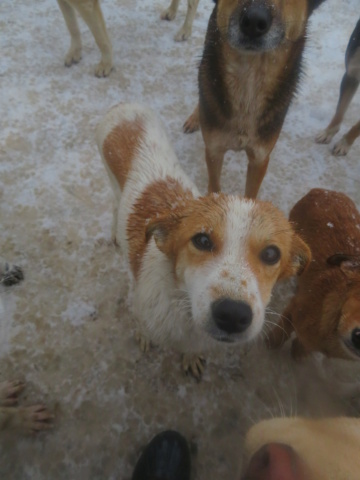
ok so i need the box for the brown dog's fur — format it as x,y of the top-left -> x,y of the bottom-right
184,0 -> 326,198
268,188 -> 360,361
57,0 -> 113,77
316,19 -> 360,155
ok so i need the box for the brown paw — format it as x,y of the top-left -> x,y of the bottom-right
183,114 -> 200,134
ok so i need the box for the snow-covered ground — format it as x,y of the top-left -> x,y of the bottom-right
0,0 -> 359,478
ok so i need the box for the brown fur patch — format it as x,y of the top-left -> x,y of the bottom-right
245,201 -> 310,303
102,118 -> 144,190
127,178 -> 194,279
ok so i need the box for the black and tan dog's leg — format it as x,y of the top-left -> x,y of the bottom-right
316,74 -> 359,145
205,146 -> 226,193
0,381 -> 53,433
333,119 -> 360,156
183,104 -> 200,133
245,147 -> 272,199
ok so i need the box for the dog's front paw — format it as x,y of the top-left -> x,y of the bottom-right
182,354 -> 205,379
18,404 -> 54,433
135,331 -> 151,353
315,127 -> 339,145
183,114 -> 199,134
0,263 -> 24,286
174,26 -> 191,42
161,7 -> 177,21
0,380 -> 25,406
94,59 -> 113,78
332,137 -> 350,156
64,46 -> 82,67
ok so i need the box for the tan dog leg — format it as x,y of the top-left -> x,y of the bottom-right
316,74 -> 359,144
174,0 -> 200,42
332,120 -> 360,156
161,0 -> 181,21
183,104 -> 200,133
74,0 -> 113,77
57,0 -> 82,66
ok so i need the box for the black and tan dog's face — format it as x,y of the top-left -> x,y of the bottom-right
215,0 -> 311,52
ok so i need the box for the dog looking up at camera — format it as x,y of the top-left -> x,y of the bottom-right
184,0 -> 327,198
96,103 -> 310,378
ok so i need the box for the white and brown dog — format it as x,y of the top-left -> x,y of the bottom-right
242,416 -> 360,479
96,103 -> 310,378
57,0 -> 113,77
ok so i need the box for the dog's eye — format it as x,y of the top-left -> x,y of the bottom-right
351,329 -> 360,350
260,245 -> 281,265
192,233 -> 213,252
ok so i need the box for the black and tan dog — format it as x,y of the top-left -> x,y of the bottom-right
184,0 -> 326,198
316,19 -> 360,155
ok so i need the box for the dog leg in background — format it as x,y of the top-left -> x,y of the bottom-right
57,0 -> 113,77
333,119 -> 360,156
175,0 -> 200,42
315,74 -> 359,146
183,104 -> 200,133
0,381 -> 53,433
0,258 -> 24,286
161,0 -> 181,22
57,0 -> 83,67
161,0 -> 199,41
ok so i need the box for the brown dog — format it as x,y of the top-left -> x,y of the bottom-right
184,0 -> 327,198
242,416 -> 360,479
57,0 -> 113,77
268,188 -> 360,361
316,19 -> 360,155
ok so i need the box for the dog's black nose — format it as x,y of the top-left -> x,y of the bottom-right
240,5 -> 273,39
212,298 -> 253,334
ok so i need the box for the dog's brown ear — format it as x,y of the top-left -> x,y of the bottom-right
145,214 -> 180,256
289,234 -> 312,276
327,254 -> 360,278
